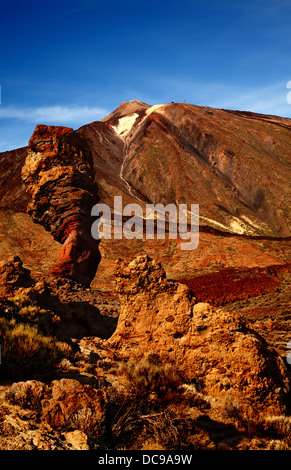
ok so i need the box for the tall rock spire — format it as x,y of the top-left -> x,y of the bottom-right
22,124 -> 100,286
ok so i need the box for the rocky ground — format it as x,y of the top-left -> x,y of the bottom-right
0,103 -> 290,451
0,254 -> 290,451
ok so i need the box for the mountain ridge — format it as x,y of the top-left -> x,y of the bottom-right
0,101 -> 290,450
0,100 -> 290,288
1,99 -> 291,236
84,100 -> 291,237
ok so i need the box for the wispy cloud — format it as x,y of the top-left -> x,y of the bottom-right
209,82 -> 291,117
0,104 -> 108,125
146,75 -> 291,117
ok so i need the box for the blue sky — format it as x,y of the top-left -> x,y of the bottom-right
1,0 -> 291,151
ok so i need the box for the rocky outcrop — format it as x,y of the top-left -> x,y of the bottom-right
21,125 -> 100,286
0,147 -> 29,211
0,256 -> 34,297
107,255 -> 290,416
0,253 -> 116,342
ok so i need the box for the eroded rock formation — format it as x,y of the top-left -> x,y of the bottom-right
0,256 -> 34,297
21,125 -> 100,286
108,255 -> 290,416
0,256 -> 116,343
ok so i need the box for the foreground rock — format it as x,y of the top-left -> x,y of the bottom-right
0,254 -> 116,343
107,255 -> 290,416
3,379 -> 106,449
0,256 -> 34,297
21,125 -> 100,286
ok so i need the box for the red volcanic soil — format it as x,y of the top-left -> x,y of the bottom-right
178,263 -> 291,307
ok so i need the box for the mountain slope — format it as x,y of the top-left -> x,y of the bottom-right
0,100 -> 290,287
86,100 -> 291,237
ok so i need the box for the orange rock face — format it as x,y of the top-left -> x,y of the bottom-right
0,255 -> 34,297
7,378 -> 106,435
107,255 -> 290,416
21,125 -> 100,286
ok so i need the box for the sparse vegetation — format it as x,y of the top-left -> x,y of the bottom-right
94,358 -> 291,451
0,298 -> 290,450
0,294 -> 71,380
7,293 -> 48,321
119,356 -> 183,402
0,317 -> 71,379
103,358 -> 210,450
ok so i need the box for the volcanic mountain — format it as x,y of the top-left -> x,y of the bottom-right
0,99 -> 290,288
81,99 -> 291,235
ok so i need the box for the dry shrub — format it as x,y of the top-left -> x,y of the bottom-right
8,293 -> 31,307
263,415 -> 291,445
107,389 -> 208,451
120,356 -> 183,403
140,440 -> 165,450
104,357 -> 216,450
266,439 -> 290,450
8,293 -> 47,321
222,400 -> 291,447
0,317 -> 71,380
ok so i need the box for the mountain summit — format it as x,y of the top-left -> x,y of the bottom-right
0,101 -> 290,450
0,100 -> 290,286
81,100 -> 291,237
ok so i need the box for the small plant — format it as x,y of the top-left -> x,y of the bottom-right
120,356 -> 183,403
8,293 -> 31,307
263,415 -> 291,444
0,317 -> 71,379
7,293 -> 47,321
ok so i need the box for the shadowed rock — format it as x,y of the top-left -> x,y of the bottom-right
22,125 -> 100,286
0,255 -> 35,297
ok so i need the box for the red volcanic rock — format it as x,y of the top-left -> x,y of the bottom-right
107,255 -> 290,416
0,147 -> 29,211
178,265 -> 282,306
22,125 -> 100,286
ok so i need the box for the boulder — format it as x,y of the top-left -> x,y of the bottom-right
0,256 -> 34,297
22,125 -> 100,286
7,378 -> 106,435
65,430 -> 89,450
107,255 -> 290,415
42,379 -> 106,433
7,380 -> 49,409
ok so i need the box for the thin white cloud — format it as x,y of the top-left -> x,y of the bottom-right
0,104 -> 108,125
147,75 -> 291,118
210,82 -> 291,117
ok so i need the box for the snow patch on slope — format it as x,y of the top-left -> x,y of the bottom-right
145,104 -> 164,116
112,104 -> 165,140
112,113 -> 139,139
